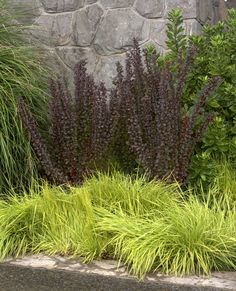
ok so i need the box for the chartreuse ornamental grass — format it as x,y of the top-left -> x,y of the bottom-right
210,161 -> 236,206
96,198 -> 236,277
84,172 -> 181,216
193,159 -> 236,209
0,172 -> 235,278
35,185 -> 102,261
0,185 -> 101,261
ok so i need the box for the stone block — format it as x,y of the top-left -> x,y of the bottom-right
149,20 -> 167,49
40,0 -> 84,13
197,0 -> 213,24
226,0 -> 236,9
99,0 -> 135,8
85,0 -> 97,5
94,54 -> 126,87
72,4 -> 104,46
34,13 -> 72,46
197,0 -> 227,24
134,0 -> 165,19
55,47 -> 98,74
94,9 -> 149,55
217,0 -> 228,22
184,19 -> 202,35
165,0 -> 198,18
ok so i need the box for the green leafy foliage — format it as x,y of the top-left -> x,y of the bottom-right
160,9 -> 236,186
195,159 -> 236,208
97,198 -> 236,277
166,8 -> 187,55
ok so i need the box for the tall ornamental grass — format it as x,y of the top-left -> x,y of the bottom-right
0,0 -> 49,194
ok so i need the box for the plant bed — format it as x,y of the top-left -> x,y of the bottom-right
0,5 -> 236,290
0,170 -> 235,280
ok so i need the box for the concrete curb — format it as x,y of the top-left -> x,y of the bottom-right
0,256 -> 235,291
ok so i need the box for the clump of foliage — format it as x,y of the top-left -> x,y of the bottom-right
165,8 -> 187,55
115,40 -> 221,183
18,61 -> 119,185
84,171 -> 180,215
196,159 -> 236,208
97,199 -> 236,277
0,172 -> 236,277
19,41 -> 221,185
0,0 -> 49,194
109,112 -> 138,175
19,8 -> 234,186
160,8 -> 236,185
0,184 -> 100,260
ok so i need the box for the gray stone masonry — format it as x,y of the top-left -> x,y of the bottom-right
226,0 -> 236,9
12,0 -> 228,86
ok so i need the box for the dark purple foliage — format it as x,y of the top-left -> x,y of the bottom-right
115,40 -> 221,183
18,61 -> 119,185
18,40 -> 221,186
18,97 -> 67,184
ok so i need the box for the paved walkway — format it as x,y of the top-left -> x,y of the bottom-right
0,255 -> 235,290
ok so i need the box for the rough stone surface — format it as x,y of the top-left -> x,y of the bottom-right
226,0 -> 236,9
35,13 -> 72,46
56,46 -> 98,73
0,255 -> 235,290
184,19 -> 203,35
134,0 -> 165,18
150,20 -> 167,49
198,0 -> 213,24
41,0 -> 84,13
94,9 -> 149,55
85,0 -> 97,5
94,54 -> 126,87
8,0 -> 228,86
99,0 -> 135,9
165,0 -> 198,18
72,4 -> 103,46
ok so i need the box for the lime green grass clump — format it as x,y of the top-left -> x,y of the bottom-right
0,172 -> 235,278
96,197 -> 236,277
0,185 -> 100,261
84,172 -> 181,216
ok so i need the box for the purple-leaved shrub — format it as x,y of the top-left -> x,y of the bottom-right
115,40 -> 221,183
18,61 -> 119,185
18,40 -> 221,185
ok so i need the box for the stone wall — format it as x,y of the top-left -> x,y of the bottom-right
14,0 -> 227,86
226,0 -> 236,9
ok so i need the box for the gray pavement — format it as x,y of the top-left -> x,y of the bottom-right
0,255 -> 235,291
